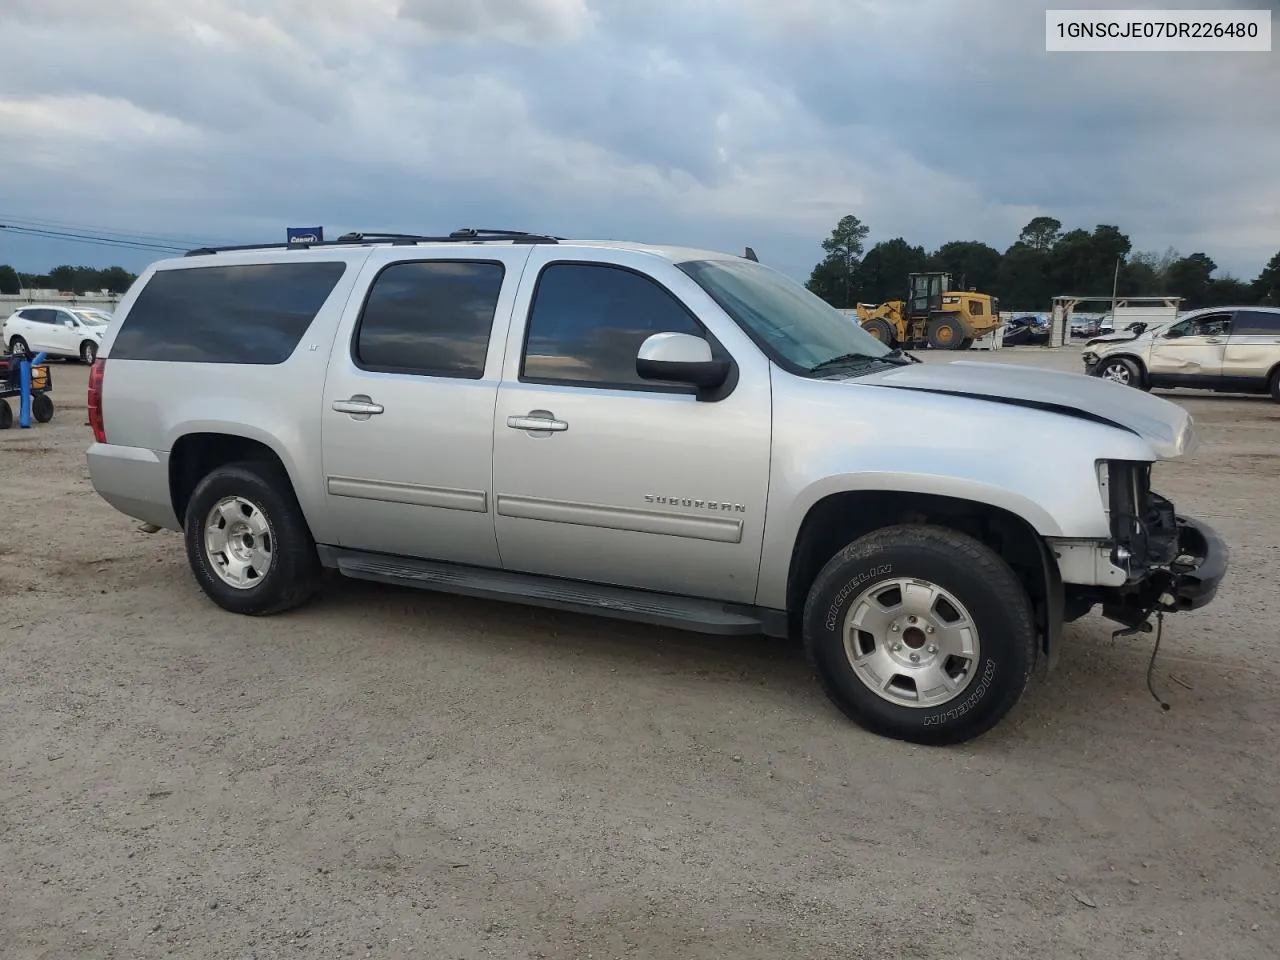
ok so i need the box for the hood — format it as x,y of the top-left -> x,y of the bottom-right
1085,330 -> 1152,348
861,359 -> 1194,459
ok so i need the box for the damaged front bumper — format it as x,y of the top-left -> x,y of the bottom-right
1100,513 -> 1229,627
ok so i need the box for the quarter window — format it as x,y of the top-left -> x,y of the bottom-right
111,261 -> 348,364
354,260 -> 505,379
522,263 -> 705,388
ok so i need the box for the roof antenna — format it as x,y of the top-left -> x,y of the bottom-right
744,246 -> 759,262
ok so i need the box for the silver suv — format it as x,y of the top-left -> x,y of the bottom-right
1082,305 -> 1280,402
85,229 -> 1227,745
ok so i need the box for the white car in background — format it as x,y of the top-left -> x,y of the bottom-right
2,304 -> 111,363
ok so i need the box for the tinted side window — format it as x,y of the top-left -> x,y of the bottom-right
23,308 -> 57,324
111,261 -> 347,364
354,260 -> 504,378
1235,310 -> 1280,335
522,263 -> 703,388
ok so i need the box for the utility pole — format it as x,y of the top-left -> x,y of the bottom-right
1111,257 -> 1121,320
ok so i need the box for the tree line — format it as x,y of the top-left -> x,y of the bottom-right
0,264 -> 138,297
806,214 -> 1280,312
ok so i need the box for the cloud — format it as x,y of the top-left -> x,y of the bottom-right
0,0 -> 1275,284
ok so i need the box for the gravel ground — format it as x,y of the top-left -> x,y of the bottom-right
2,348 -> 1277,960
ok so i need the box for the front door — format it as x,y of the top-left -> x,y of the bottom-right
490,253 -> 772,604
1148,311 -> 1232,385
320,248 -> 533,567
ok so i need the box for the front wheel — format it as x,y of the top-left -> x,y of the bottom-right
802,524 -> 1037,745
862,318 -> 895,346
183,461 -> 321,616
1096,357 -> 1148,390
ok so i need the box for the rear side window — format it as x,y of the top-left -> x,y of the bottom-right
353,260 -> 505,379
1234,310 -> 1280,335
110,261 -> 347,364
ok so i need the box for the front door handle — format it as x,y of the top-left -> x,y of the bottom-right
333,395 -> 384,417
1205,337 -> 1222,344
507,410 -> 568,433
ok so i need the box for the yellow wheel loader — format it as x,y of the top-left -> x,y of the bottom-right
856,272 -> 1002,350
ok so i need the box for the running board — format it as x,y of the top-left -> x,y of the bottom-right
318,547 -> 784,636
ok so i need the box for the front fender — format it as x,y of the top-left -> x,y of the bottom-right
755,377 -> 1159,610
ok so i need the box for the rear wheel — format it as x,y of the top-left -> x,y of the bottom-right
8,336 -> 28,358
31,393 -> 53,423
802,524 -> 1037,745
0,399 -> 11,430
1097,357 -> 1142,389
959,337 -> 974,350
80,340 -> 98,364
183,461 -> 321,616
1268,368 -> 1280,403
927,316 -> 964,350
862,318 -> 895,346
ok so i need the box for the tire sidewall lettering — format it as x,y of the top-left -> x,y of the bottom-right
824,563 -> 892,632
921,658 -> 996,727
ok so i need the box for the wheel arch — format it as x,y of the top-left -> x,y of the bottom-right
782,489 -> 1062,668
168,431 -> 307,533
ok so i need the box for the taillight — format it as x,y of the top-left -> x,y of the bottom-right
87,358 -> 106,443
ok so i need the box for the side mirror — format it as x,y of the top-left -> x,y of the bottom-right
62,318 -> 76,327
636,332 -> 730,391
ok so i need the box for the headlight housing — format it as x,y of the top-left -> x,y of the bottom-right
1097,460 -> 1178,580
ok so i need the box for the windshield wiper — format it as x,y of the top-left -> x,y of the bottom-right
810,349 -> 916,375
884,347 -> 921,365
809,353 -> 880,375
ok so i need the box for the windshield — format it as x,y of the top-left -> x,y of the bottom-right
75,311 -> 110,325
677,258 -> 892,373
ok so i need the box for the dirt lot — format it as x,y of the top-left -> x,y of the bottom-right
2,349 -> 1278,960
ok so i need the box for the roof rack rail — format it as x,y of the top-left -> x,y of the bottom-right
184,227 -> 560,257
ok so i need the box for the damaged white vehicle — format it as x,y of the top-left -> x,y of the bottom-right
85,232 -> 1228,746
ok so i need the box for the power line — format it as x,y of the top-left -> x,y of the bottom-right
0,224 -> 187,254
0,213 -> 232,250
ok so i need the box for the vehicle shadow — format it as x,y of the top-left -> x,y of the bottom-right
300,574 -> 1275,750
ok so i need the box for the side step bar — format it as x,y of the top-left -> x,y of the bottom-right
317,546 -> 785,637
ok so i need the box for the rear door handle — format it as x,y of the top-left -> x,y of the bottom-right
333,395 -> 384,417
507,411 -> 568,433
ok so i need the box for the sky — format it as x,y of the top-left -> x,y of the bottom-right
1,0 -> 1277,286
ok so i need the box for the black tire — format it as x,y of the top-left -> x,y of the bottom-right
802,524 -> 1036,746
0,399 -> 11,430
182,460 -> 321,616
80,341 -> 98,364
862,318 -> 895,346
1097,357 -> 1143,390
927,316 -> 964,350
8,336 -> 28,358
1269,368 -> 1280,404
31,393 -> 53,423
959,337 -> 975,350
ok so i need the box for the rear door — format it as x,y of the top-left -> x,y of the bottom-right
1223,309 -> 1280,388
319,246 -> 534,567
1147,311 -> 1232,386
14,308 -> 59,353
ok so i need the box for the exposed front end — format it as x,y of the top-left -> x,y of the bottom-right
1063,460 -> 1228,628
